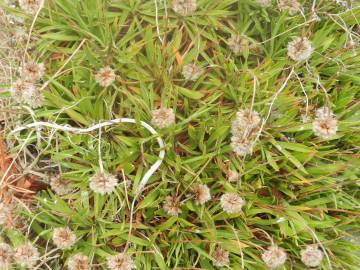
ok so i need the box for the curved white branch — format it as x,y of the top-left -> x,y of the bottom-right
10,118 -> 165,193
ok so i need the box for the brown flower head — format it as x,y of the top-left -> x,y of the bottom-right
20,62 -> 45,82
89,171 -> 118,195
191,184 -> 211,205
228,34 -> 248,54
172,0 -> 197,16
95,66 -> 116,87
50,175 -> 73,195
287,37 -> 313,61
0,242 -> 13,267
220,193 -> 245,214
182,63 -> 203,80
68,253 -> 89,270
300,244 -> 323,268
107,253 -> 135,270
163,196 -> 181,216
52,227 -> 77,249
230,136 -> 253,156
278,0 -> 301,15
151,108 -> 175,128
312,107 -> 337,139
212,246 -> 230,267
14,243 -> 40,268
261,245 -> 287,269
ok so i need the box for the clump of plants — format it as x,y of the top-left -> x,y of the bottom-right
0,0 -> 359,269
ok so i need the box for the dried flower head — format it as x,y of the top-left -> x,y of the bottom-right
0,203 -> 23,230
68,253 -> 89,270
14,243 -> 40,268
300,245 -> 323,268
95,66 -> 116,87
345,40 -> 357,50
50,175 -> 73,195
278,0 -> 301,15
231,109 -> 261,135
220,193 -> 245,214
19,0 -> 44,14
312,107 -> 337,139
182,63 -> 202,80
11,28 -> 28,44
287,37 -> 313,62
0,242 -> 13,267
191,184 -> 211,205
10,79 -> 33,103
163,196 -> 181,216
107,253 -> 135,270
52,227 -> 77,249
315,106 -> 332,119
89,171 -> 118,195
261,245 -> 287,269
10,79 -> 43,108
227,170 -> 239,182
212,246 -> 230,267
172,0 -> 197,16
151,108 -> 175,128
256,0 -> 272,7
0,203 -> 11,225
228,34 -> 248,54
20,62 -> 45,82
23,87 -> 43,108
231,136 -> 253,156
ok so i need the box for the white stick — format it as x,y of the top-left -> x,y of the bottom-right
10,118 -> 165,193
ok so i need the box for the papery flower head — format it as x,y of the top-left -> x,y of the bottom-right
212,246 -> 230,267
107,252 -> 135,270
10,79 -> 33,103
151,108 -> 175,128
191,184 -> 211,205
163,195 -> 181,216
227,170 -> 239,182
19,0 -> 44,14
345,40 -> 357,50
312,107 -> 337,139
52,227 -> 77,249
20,62 -> 45,82
50,175 -> 73,195
95,66 -> 116,87
300,244 -> 323,268
14,243 -> 40,268
315,106 -> 332,119
220,193 -> 245,214
11,28 -> 28,44
10,79 -> 43,108
231,109 -> 261,135
68,253 -> 89,270
278,0 -> 301,15
0,203 -> 23,230
256,0 -> 272,7
287,37 -> 313,62
230,136 -> 253,156
0,242 -> 13,267
261,245 -> 287,269
182,63 -> 202,80
228,34 -> 248,54
89,171 -> 118,195
172,0 -> 197,16
0,203 -> 11,225
22,86 -> 43,108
